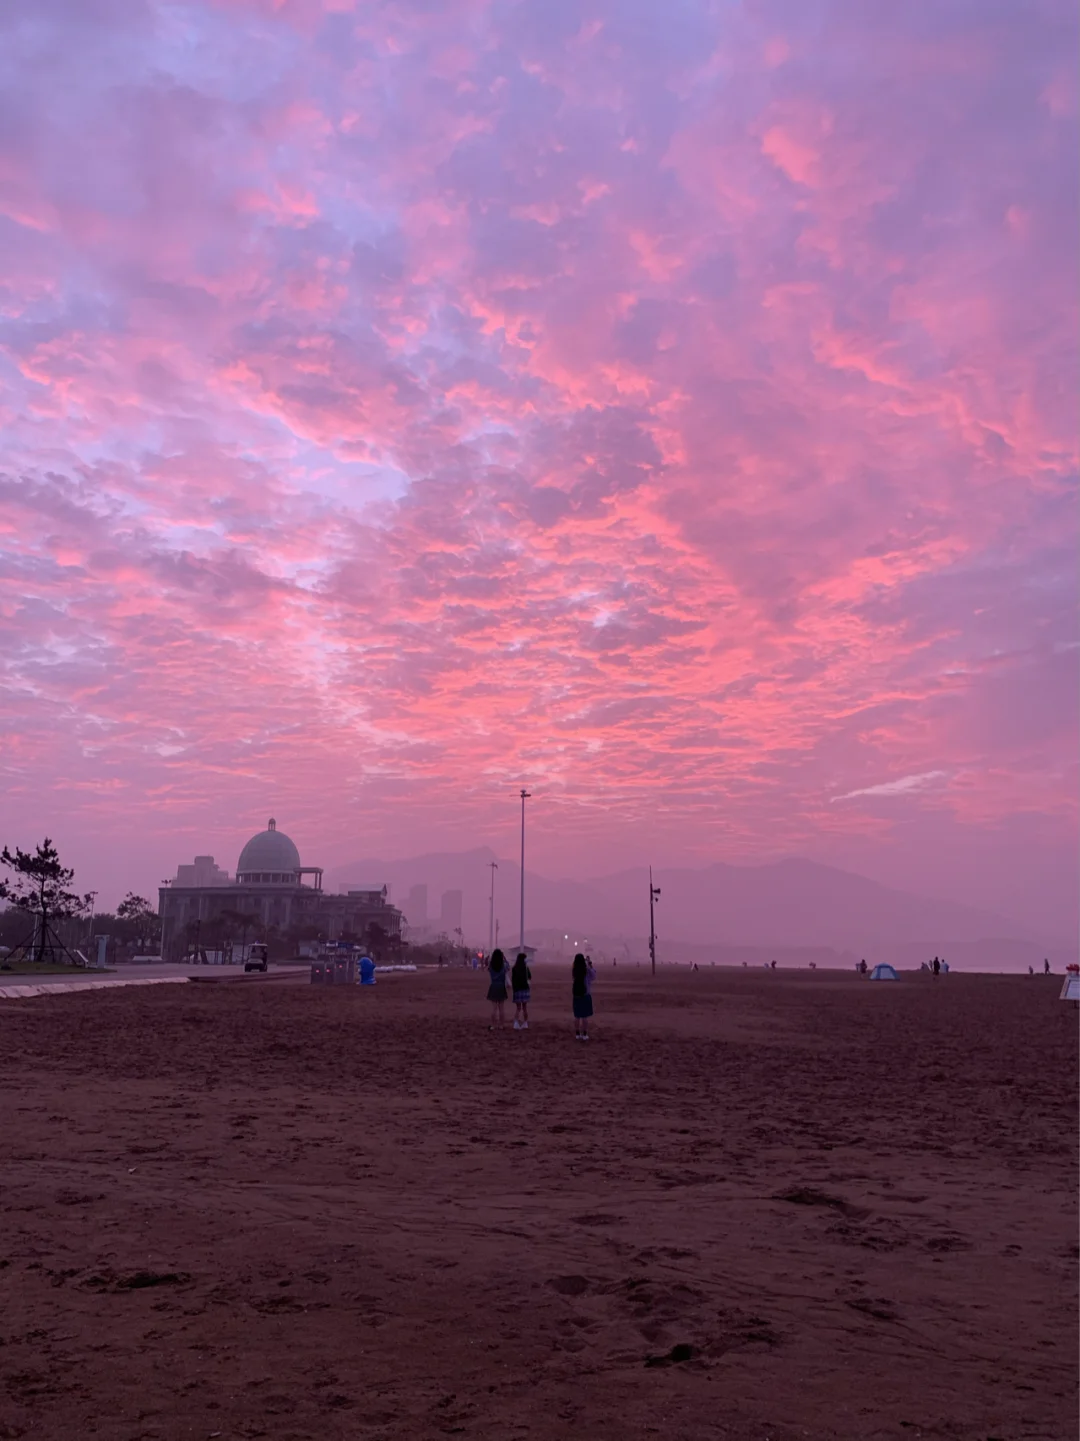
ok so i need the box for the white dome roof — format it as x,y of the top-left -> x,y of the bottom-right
237,819 -> 301,877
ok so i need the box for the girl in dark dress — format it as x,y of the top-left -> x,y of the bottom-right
572,952 -> 594,1041
487,948 -> 508,1029
511,952 -> 532,1030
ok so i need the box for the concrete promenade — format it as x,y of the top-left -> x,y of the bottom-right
0,963 -> 308,1000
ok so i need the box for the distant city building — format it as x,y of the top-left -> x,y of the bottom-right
440,889 -> 463,932
406,883 -> 428,926
159,819 -> 403,959
174,855 -> 232,887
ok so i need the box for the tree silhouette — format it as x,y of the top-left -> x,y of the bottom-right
0,838 -> 91,966
116,892 -> 160,951
217,908 -> 260,960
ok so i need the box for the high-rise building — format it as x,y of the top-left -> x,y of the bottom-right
440,889 -> 463,932
406,884 -> 428,927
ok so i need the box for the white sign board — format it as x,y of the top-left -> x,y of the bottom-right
1059,974 -> 1080,1002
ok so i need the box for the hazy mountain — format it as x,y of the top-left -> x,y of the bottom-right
328,851 -> 1064,954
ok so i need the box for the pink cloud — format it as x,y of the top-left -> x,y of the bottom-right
0,0 -> 1075,936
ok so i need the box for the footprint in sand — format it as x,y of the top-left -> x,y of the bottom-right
548,1274 -> 591,1297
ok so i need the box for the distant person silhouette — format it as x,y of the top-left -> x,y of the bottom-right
770,959 -> 777,971
487,948 -> 508,1030
572,952 -> 594,1041
511,952 -> 531,1031
1044,958 -> 1050,975
932,956 -> 941,977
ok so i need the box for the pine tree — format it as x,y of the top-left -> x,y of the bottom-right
0,838 -> 91,966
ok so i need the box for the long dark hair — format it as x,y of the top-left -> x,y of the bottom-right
572,952 -> 587,996
511,953 -> 529,990
489,948 -> 505,974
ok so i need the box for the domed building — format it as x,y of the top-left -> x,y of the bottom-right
235,818 -> 313,887
159,819 -> 402,962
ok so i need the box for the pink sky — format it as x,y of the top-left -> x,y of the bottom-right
0,1 -> 1076,934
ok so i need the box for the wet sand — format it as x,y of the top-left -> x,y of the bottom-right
0,968 -> 1075,1440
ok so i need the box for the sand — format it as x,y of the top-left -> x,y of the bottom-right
0,967 -> 1075,1441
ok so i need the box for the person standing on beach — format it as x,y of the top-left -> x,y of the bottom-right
932,956 -> 941,977
487,948 -> 509,1030
1044,958 -> 1050,975
572,952 -> 595,1041
511,952 -> 532,1031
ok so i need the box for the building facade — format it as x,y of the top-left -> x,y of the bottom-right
440,889 -> 463,932
158,819 -> 403,959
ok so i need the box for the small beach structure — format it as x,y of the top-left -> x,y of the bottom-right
869,963 -> 899,981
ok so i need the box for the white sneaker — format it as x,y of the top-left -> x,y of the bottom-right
513,1020 -> 520,1030
522,1021 -> 528,1030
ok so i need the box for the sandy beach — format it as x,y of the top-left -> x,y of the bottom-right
0,967 -> 1075,1441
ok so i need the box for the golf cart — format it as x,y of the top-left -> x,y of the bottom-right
243,942 -> 269,973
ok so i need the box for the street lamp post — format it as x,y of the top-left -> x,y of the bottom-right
648,867 -> 661,977
85,892 -> 98,963
518,788 -> 531,953
488,859 -> 498,957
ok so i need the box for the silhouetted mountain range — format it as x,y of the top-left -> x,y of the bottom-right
329,851 -> 1070,964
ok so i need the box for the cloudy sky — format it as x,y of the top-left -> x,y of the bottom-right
0,0 -> 1076,931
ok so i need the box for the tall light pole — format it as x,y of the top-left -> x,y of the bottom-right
518,788 -> 531,952
487,860 -> 498,957
85,891 -> 98,959
648,867 -> 661,976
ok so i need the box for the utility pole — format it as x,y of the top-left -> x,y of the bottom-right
518,788 -> 531,952
488,860 -> 498,957
648,867 -> 661,976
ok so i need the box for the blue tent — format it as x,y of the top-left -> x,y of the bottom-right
869,963 -> 899,981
